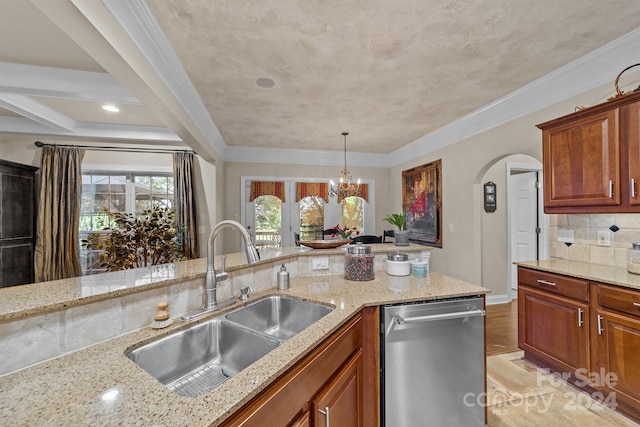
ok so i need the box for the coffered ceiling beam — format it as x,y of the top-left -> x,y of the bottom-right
0,62 -> 141,104
0,116 -> 181,142
0,94 -> 76,131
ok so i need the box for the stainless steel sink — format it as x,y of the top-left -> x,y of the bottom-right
126,319 -> 279,397
225,295 -> 333,341
126,295 -> 333,397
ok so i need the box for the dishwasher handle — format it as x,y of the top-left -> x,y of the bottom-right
394,308 -> 486,325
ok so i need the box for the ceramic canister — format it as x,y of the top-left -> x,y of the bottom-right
386,252 -> 411,276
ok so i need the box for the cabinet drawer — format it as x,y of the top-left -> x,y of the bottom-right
598,284 -> 640,318
518,268 -> 589,302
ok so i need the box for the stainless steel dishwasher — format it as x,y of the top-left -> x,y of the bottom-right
381,296 -> 486,426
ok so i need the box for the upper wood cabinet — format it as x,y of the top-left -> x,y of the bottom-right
538,92 -> 640,213
0,160 -> 38,288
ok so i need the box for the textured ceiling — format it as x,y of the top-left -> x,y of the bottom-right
1,0 -> 640,156
147,0 -> 640,153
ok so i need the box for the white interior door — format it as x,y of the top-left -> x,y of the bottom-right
509,171 -> 538,291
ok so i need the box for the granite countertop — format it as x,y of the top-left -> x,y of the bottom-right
0,270 -> 487,426
515,259 -> 640,291
0,243 -> 427,322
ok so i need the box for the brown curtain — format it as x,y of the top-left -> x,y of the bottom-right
34,146 -> 84,282
296,182 -> 329,202
173,152 -> 199,259
250,181 -> 286,202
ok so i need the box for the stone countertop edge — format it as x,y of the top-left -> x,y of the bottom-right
0,243 -> 429,322
0,271 -> 487,427
515,259 -> 640,291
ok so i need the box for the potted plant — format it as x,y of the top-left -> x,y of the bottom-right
383,212 -> 410,246
82,206 -> 186,271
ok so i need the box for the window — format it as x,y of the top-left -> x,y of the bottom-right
254,195 -> 282,247
299,196 -> 325,240
341,196 -> 364,233
79,172 -> 173,274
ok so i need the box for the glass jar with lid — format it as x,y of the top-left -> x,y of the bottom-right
627,243 -> 640,274
344,243 -> 375,281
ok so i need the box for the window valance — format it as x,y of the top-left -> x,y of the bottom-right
337,183 -> 369,202
296,182 -> 329,202
249,181 -> 286,202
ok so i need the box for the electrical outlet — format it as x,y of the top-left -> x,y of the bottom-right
557,229 -> 574,244
311,256 -> 330,270
597,231 -> 611,246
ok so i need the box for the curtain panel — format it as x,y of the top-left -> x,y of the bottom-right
34,146 -> 84,282
173,152 -> 199,259
250,181 -> 286,202
296,182 -> 329,202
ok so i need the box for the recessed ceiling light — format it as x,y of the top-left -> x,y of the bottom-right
102,104 -> 120,112
256,78 -> 276,88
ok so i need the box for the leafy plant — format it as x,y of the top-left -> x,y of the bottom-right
82,206 -> 186,271
383,212 -> 407,231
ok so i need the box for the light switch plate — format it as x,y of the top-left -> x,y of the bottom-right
597,230 -> 611,246
557,229 -> 574,244
311,256 -> 330,270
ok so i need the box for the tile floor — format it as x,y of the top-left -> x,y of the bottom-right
486,351 -> 640,427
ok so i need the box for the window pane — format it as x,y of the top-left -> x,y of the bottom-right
299,196 -> 324,240
341,197 -> 363,233
254,195 -> 281,247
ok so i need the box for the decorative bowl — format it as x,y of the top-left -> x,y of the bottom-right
298,239 -> 351,249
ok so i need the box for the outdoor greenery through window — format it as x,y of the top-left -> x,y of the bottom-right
341,196 -> 364,232
299,196 -> 324,240
254,195 -> 282,247
79,172 -> 174,274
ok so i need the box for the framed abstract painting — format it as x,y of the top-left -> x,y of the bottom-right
402,159 -> 442,247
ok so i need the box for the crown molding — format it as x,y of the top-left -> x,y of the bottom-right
95,0 -> 226,157
387,27 -> 640,166
225,145 -> 389,168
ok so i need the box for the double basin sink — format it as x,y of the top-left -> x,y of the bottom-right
126,296 -> 333,397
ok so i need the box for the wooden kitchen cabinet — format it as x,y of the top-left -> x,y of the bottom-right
221,312 -> 365,427
538,92 -> 640,213
518,268 -> 590,375
592,284 -> 640,421
312,350 -> 363,427
0,160 -> 38,288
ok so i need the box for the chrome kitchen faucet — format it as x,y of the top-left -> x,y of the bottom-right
182,220 -> 260,321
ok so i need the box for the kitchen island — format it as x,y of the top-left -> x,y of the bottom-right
0,247 -> 488,426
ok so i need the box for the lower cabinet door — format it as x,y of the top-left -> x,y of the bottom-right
290,411 -> 310,427
595,309 -> 640,416
518,286 -> 589,374
312,350 -> 363,427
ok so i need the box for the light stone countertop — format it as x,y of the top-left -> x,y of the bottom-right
0,270 -> 487,426
515,259 -> 640,291
0,243 -> 427,322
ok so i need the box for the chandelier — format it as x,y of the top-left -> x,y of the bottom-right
329,132 -> 362,199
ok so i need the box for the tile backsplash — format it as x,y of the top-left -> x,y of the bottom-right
550,214 -> 640,268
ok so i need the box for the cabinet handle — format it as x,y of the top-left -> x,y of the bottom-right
609,180 -> 614,198
536,279 -> 556,287
597,314 -> 603,335
632,178 -> 637,198
578,308 -> 584,327
633,302 -> 640,307
319,407 -> 330,427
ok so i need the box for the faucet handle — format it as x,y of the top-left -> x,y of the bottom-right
220,255 -> 226,273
